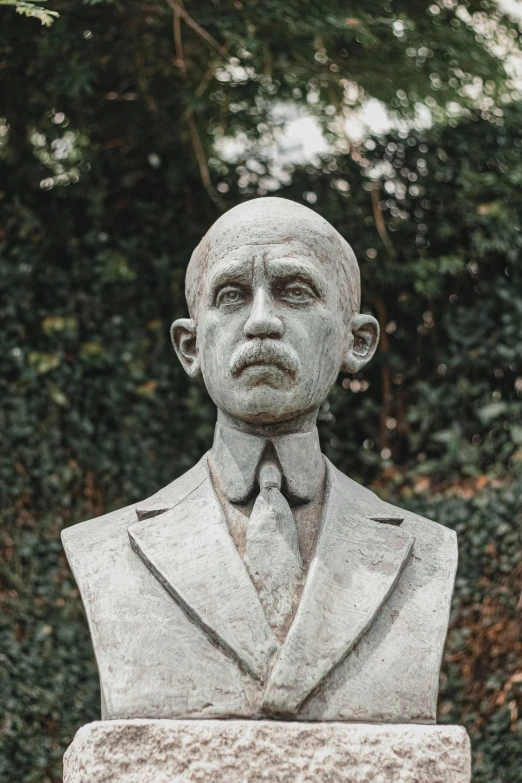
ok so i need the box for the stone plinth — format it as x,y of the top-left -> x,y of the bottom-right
63,720 -> 471,783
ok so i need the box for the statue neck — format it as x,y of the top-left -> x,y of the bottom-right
216,408 -> 319,437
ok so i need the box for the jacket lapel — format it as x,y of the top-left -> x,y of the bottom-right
262,460 -> 414,716
128,458 -> 278,683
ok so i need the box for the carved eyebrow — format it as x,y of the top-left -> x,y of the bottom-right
207,256 -> 327,301
208,260 -> 251,298
267,259 -> 326,297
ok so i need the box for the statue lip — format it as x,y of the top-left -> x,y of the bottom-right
233,358 -> 296,378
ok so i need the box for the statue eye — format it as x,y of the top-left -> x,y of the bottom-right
279,282 -> 315,304
216,286 -> 246,308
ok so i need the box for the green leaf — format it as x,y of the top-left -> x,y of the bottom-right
0,0 -> 59,26
476,402 -> 509,424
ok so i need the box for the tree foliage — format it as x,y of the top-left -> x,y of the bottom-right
0,0 -> 58,27
1,2 -> 521,781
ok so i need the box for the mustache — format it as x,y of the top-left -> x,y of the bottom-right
230,339 -> 300,377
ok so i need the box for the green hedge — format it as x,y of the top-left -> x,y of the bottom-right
1,2 -> 521,781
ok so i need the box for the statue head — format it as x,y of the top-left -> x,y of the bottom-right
172,197 -> 379,430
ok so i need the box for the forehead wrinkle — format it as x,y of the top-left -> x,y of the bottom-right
208,236 -> 335,255
208,239 -> 331,269
209,240 -> 291,250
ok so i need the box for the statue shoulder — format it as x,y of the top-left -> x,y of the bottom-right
330,461 -> 457,559
61,456 -> 209,576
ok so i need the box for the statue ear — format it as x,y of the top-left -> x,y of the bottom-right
171,319 -> 201,378
341,314 -> 380,374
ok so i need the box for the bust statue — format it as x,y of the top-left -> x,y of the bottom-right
62,197 -> 457,724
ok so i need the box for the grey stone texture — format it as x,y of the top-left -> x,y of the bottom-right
63,455 -> 457,722
63,720 -> 472,783
62,198 -> 458,723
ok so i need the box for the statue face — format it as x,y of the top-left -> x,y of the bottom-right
172,198 -> 379,428
194,240 -> 348,424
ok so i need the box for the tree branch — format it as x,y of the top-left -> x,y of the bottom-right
173,5 -> 187,77
371,184 -> 397,261
169,1 -> 221,207
165,0 -> 228,56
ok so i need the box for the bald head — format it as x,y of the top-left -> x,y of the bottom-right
173,197 -> 379,427
185,198 -> 360,323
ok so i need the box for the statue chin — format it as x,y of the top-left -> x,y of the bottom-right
215,387 -> 313,426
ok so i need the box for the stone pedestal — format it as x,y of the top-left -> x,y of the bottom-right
63,719 -> 471,783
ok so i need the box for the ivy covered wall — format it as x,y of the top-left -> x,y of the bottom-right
1,2 -> 521,781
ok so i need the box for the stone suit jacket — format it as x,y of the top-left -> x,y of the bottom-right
62,455 -> 457,723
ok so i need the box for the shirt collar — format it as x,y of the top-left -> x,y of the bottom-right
209,422 -> 323,504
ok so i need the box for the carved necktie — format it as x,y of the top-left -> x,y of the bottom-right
244,460 -> 303,638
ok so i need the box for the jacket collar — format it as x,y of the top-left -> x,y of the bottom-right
128,456 -> 413,716
209,422 -> 323,504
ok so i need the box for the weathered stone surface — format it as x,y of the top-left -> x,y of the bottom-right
62,198 -> 459,722
63,720 -> 471,783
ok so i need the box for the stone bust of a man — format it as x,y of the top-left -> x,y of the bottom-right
62,198 -> 457,723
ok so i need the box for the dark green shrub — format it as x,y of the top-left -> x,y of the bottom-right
1,2 -> 521,780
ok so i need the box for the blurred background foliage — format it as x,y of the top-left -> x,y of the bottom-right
1,1 -> 522,781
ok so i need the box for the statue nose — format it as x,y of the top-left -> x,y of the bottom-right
244,289 -> 284,338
